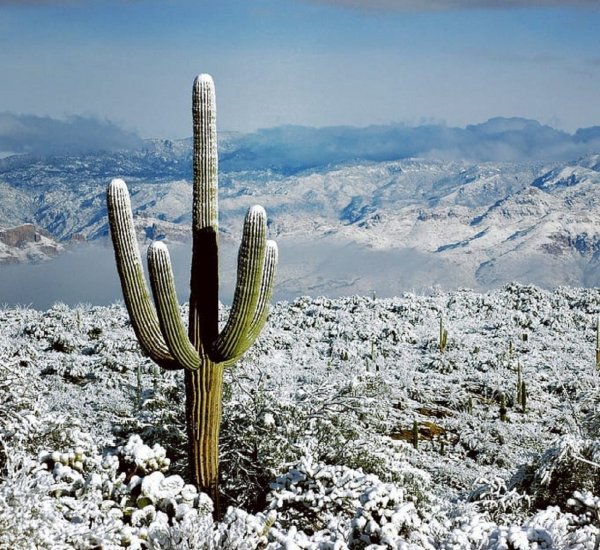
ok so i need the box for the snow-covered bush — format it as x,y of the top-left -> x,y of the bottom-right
515,434 -> 600,509
1,433 -> 216,549
0,360 -> 40,472
0,452 -> 124,549
262,455 -> 437,548
219,367 -> 429,512
469,476 -> 531,523
444,504 -> 599,550
2,286 -> 600,547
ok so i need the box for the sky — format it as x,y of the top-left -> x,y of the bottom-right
1,0 -> 599,140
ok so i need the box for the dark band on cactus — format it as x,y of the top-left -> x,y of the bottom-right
190,74 -> 220,354
107,179 -> 180,370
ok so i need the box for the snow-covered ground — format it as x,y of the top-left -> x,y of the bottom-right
1,283 -> 599,548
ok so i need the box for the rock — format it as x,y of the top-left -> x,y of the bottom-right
0,223 -> 62,264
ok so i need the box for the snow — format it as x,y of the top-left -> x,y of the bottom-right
0,284 -> 599,547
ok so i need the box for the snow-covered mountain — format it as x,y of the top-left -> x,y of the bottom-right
0,223 -> 63,264
1,135 -> 600,293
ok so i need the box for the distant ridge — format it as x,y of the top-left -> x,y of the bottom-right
1,122 -> 600,292
3,117 -> 600,173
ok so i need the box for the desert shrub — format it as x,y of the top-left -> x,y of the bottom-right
443,504 -> 599,550
0,433 -> 218,550
0,360 -> 44,473
468,476 -> 531,523
218,366 -> 429,512
116,368 -> 188,479
0,452 -> 124,549
514,434 -> 600,509
4,288 -> 600,548
251,455 -> 441,548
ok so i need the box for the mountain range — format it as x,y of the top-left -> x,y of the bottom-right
1,117 -> 600,300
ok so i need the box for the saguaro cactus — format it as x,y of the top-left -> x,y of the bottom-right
106,74 -> 278,510
439,315 -> 448,353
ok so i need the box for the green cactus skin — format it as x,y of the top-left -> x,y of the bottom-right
516,362 -> 522,404
107,74 -> 278,514
412,420 -> 419,450
439,316 -> 448,353
596,315 -> 600,369
499,394 -> 508,422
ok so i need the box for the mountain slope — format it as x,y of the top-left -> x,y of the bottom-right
1,139 -> 600,293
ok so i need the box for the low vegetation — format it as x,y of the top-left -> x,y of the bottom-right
0,283 -> 599,548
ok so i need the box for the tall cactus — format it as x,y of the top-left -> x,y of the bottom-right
106,74 -> 278,511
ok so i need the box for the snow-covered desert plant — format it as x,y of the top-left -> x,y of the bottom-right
2,285 -> 600,547
107,74 -> 278,512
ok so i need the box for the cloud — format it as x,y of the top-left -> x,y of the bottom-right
0,113 -> 142,155
303,0 -> 600,10
5,0 -> 595,7
0,236 -> 468,308
219,117 -> 600,174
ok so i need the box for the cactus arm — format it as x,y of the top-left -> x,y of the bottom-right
210,205 -> 267,362
222,240 -> 278,368
147,242 -> 201,371
248,240 -> 278,337
107,179 -> 180,370
231,240 -> 279,362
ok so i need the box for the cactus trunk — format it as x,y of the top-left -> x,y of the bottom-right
107,73 -> 278,517
185,363 -> 224,509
